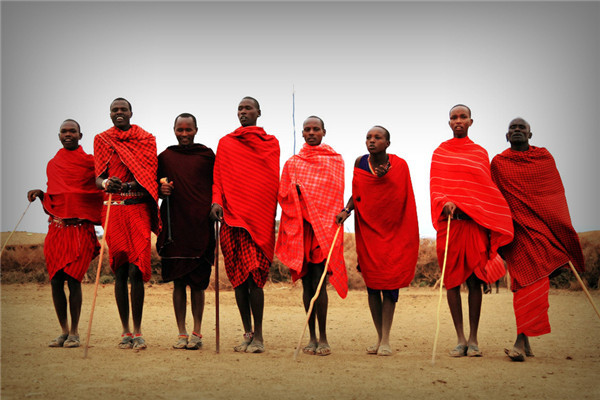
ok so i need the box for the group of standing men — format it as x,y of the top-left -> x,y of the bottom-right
29,99 -> 583,361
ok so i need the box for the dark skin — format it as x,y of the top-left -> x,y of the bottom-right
160,116 -> 205,338
443,105 -> 483,354
95,99 -> 145,337
297,117 -> 330,354
210,98 -> 265,351
27,121 -> 84,339
505,117 -> 534,360
335,126 -> 395,355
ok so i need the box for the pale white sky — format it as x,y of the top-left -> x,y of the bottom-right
2,1 -> 599,238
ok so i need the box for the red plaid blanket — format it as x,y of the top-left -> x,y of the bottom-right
276,143 -> 347,298
94,125 -> 160,234
491,146 -> 584,289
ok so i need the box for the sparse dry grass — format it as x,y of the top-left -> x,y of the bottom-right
2,230 -> 599,291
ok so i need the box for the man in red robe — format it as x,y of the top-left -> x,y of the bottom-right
94,98 -> 160,350
276,116 -> 346,356
210,97 -> 279,353
28,119 -> 103,348
157,113 -> 215,350
336,125 -> 419,356
491,117 -> 584,361
430,104 -> 513,357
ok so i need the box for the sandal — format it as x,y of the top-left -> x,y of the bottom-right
467,344 -> 483,357
118,333 -> 134,349
48,333 -> 69,348
186,332 -> 203,350
246,341 -> 265,353
173,334 -> 188,349
132,334 -> 147,350
449,344 -> 468,357
63,335 -> 80,348
234,332 -> 253,352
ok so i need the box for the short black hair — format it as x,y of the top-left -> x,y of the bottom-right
174,113 -> 198,128
449,104 -> 471,117
61,119 -> 81,132
373,125 -> 390,141
111,97 -> 132,112
242,96 -> 260,110
305,115 -> 325,130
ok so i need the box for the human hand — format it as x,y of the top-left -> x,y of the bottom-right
210,203 -> 223,222
159,177 -> 174,196
442,202 -> 456,218
27,189 -> 43,202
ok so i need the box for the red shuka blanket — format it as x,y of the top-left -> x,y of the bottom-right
43,146 -> 103,224
353,155 -> 419,290
212,126 -> 279,261
276,143 -> 347,298
94,125 -> 160,234
513,277 -> 551,336
430,137 -> 513,284
491,146 -> 584,290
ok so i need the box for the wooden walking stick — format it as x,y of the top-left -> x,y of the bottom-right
293,224 -> 343,360
0,202 -> 32,258
214,221 -> 220,354
568,260 -> 600,320
431,215 -> 451,366
84,193 -> 113,359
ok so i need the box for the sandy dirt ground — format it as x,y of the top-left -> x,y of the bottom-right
2,283 -> 599,400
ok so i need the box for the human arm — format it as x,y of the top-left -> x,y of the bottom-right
95,173 -> 123,193
335,197 -> 354,225
27,189 -> 44,202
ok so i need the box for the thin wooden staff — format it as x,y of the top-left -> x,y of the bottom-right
431,215 -> 451,366
214,221 -> 220,354
568,260 -> 600,320
293,224 -> 343,360
84,193 -> 113,359
0,202 -> 32,257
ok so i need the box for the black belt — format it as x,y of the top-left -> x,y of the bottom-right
104,197 -> 148,206
453,212 -> 471,221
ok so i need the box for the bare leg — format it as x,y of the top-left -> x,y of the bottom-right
248,278 -> 264,346
190,287 -> 205,335
379,296 -> 396,355
446,285 -> 467,346
50,272 -> 69,335
129,264 -> 145,335
466,274 -> 482,347
114,263 -> 131,334
173,279 -> 187,335
367,291 -> 383,352
66,275 -> 82,335
234,280 -> 253,333
301,271 -> 318,350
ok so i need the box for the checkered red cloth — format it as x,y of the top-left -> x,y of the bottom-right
220,224 -> 270,288
44,220 -> 99,281
100,157 -> 153,282
212,126 -> 279,261
353,155 -> 419,290
43,146 -> 103,224
94,125 -> 161,234
513,277 -> 551,336
491,146 -> 584,290
430,137 -> 513,284
276,143 -> 347,298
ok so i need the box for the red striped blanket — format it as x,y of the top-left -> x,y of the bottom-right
430,137 -> 513,284
212,126 -> 279,261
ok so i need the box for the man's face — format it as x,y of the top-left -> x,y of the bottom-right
58,121 -> 82,150
506,118 -> 531,145
448,106 -> 473,138
302,118 -> 325,146
237,99 -> 260,127
366,127 -> 390,154
110,100 -> 133,130
174,116 -> 198,147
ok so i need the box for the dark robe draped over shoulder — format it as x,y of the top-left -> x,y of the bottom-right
157,144 -> 216,281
